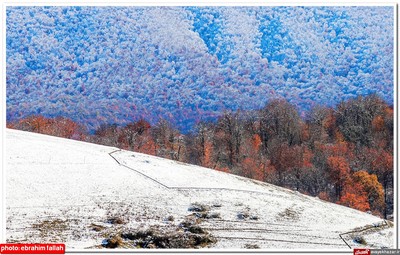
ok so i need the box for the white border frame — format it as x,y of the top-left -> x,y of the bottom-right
1,2 -> 398,255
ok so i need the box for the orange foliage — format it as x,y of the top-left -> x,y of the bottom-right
318,191 -> 330,202
19,115 -> 51,133
302,147 -> 313,168
252,134 -> 262,153
137,137 -> 156,156
12,115 -> 85,140
241,157 -> 264,181
327,156 -> 350,199
339,182 -> 370,212
372,115 -> 385,132
273,144 -> 303,171
327,156 -> 350,181
352,170 -> 384,212
371,150 -> 393,174
215,166 -> 230,173
203,140 -> 213,168
6,122 -> 15,129
53,117 -> 85,140
235,133 -> 265,180
240,134 -> 261,161
316,142 -> 354,161
384,106 -> 393,118
334,130 -> 345,143
322,110 -> 335,130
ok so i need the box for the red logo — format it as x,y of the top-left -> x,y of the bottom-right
0,244 -> 65,254
354,248 -> 370,255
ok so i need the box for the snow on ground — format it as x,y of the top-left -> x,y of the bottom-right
362,227 -> 393,249
6,129 -> 394,250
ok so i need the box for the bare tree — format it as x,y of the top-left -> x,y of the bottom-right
259,99 -> 302,154
214,111 -> 244,168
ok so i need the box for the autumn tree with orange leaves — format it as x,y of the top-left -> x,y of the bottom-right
352,170 -> 385,215
339,181 -> 370,212
327,156 -> 350,200
10,115 -> 85,140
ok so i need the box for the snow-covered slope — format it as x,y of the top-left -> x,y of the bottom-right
6,129 -> 394,250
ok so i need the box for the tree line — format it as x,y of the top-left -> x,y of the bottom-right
7,94 -> 393,218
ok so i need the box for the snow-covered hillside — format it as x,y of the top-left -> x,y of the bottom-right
6,129 -> 394,250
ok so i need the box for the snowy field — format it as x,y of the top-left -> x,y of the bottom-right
6,129 -> 394,250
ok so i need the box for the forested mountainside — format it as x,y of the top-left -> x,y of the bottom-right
6,6 -> 393,131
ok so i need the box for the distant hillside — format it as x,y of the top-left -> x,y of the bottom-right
6,6 -> 394,131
